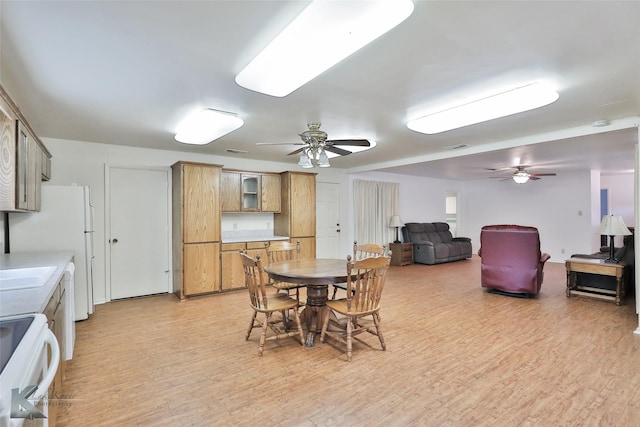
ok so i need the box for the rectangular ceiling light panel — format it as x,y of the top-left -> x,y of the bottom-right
407,82 -> 559,134
175,109 -> 244,145
235,0 -> 414,97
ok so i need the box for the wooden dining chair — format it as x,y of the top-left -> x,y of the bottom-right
331,241 -> 386,299
241,250 -> 304,356
320,254 -> 391,362
265,240 -> 305,303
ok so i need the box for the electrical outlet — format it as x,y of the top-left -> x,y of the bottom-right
266,222 -> 271,229
233,223 -> 238,230
561,249 -> 565,254
578,210 -> 583,216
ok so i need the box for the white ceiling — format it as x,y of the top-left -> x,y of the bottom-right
1,1 -> 639,180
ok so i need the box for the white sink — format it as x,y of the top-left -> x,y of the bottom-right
0,266 -> 57,291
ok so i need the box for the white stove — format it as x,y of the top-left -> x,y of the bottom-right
0,313 -> 59,427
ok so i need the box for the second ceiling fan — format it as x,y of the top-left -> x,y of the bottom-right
491,165 -> 557,183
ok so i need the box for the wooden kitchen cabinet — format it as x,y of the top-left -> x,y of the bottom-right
221,169 -> 281,213
241,173 -> 260,211
0,84 -> 51,212
172,161 -> 222,298
220,242 -> 246,290
260,173 -> 281,212
221,171 -> 241,212
275,171 -> 316,259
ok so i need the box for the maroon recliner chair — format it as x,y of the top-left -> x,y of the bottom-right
479,225 -> 551,297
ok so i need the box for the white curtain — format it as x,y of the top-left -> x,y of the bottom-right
353,179 -> 400,247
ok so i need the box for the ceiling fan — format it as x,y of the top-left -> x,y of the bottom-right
256,123 -> 371,168
490,165 -> 557,183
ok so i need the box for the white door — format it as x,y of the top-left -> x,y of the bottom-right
109,167 -> 171,299
316,182 -> 341,258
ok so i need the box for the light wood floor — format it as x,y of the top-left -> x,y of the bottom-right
57,256 -> 640,426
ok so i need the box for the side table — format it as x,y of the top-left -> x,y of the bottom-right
565,257 -> 626,305
389,242 -> 413,266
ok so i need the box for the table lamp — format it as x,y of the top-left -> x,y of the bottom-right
389,215 -> 404,243
599,215 -> 631,263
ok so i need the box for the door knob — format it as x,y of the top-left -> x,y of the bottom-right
112,238 -> 118,244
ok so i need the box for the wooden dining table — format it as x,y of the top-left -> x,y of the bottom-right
263,258 -> 351,347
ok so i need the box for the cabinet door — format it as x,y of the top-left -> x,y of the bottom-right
241,174 -> 260,211
290,173 -> 316,237
183,164 -> 220,243
16,122 -> 29,210
183,242 -> 220,295
221,250 -> 246,290
221,171 -> 241,212
261,173 -> 281,212
296,237 -> 316,260
221,243 -> 246,290
0,98 -> 16,211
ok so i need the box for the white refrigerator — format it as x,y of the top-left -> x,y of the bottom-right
9,185 -> 95,321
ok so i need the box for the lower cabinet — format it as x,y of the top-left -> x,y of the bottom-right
183,243 -> 220,296
220,243 -> 246,290
42,275 -> 65,427
220,240 -> 292,290
296,237 -> 316,260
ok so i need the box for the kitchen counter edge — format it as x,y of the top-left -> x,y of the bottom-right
0,251 -> 74,317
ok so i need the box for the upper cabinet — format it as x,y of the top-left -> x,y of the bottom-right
241,173 -> 260,211
0,84 -> 51,212
221,170 -> 281,213
261,173 -> 281,212
221,171 -> 241,212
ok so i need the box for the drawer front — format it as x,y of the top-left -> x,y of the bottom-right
221,242 -> 246,252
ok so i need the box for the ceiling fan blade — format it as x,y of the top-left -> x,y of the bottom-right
287,147 -> 306,156
529,176 -> 541,180
325,146 -> 353,156
530,173 -> 556,177
256,142 -> 305,146
326,139 -> 370,147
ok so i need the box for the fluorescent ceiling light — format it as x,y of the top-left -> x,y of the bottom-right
175,109 -> 244,145
235,0 -> 414,97
407,82 -> 559,134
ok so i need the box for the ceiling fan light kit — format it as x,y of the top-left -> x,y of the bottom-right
406,81 -> 559,134
235,0 -> 415,97
512,172 -> 530,184
174,109 -> 244,145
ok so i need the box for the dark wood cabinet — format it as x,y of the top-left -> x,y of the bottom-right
389,242 -> 413,266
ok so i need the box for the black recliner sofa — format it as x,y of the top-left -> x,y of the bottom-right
402,222 -> 472,265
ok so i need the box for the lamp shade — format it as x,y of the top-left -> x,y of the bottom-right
389,215 -> 404,228
600,215 -> 632,236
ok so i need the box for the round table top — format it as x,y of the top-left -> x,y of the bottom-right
263,258 -> 350,285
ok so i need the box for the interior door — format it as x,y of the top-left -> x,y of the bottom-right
109,167 -> 170,299
316,182 -> 341,258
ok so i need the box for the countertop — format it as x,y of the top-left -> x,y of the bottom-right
0,251 -> 74,317
221,233 -> 289,243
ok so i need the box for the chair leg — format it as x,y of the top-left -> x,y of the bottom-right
258,313 -> 269,357
292,306 -> 305,345
331,286 -> 338,300
372,312 -> 386,351
246,310 -> 257,340
319,309 -> 331,343
346,317 -> 353,362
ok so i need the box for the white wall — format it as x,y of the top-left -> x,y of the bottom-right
5,137 -> 633,304
346,169 -> 633,264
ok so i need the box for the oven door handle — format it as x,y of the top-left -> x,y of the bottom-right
34,329 -> 60,401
